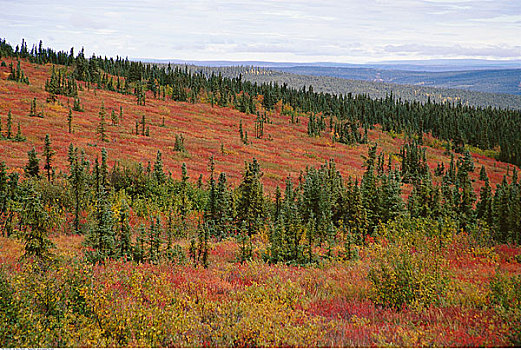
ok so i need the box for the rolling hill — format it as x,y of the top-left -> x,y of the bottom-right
0,58 -> 513,192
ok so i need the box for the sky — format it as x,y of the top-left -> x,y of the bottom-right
1,0 -> 520,63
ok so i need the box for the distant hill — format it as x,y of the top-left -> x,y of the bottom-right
275,66 -> 521,95
155,64 -> 521,110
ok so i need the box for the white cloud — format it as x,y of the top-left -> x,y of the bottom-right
0,0 -> 519,62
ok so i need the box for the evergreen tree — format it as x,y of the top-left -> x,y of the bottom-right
153,150 -> 165,184
24,147 -> 40,178
14,122 -> 25,142
43,134 -> 55,182
180,162 -> 189,221
477,177 -> 493,226
84,162 -> 116,264
19,184 -> 54,262
361,144 -> 381,232
380,170 -> 405,222
97,102 -> 108,142
237,158 -> 265,236
67,108 -> 73,133
6,110 -> 12,139
111,109 -> 118,125
215,172 -> 231,238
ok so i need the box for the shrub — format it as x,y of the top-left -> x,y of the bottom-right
490,272 -> 521,346
367,217 -> 454,309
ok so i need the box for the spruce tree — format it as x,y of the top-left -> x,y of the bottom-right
67,108 -> 73,133
180,162 -> 189,221
84,161 -> 116,264
24,147 -> 40,178
14,122 -> 25,142
6,110 -> 12,139
69,145 -> 86,234
97,102 -> 108,142
43,134 -> 55,182
19,184 -> 54,262
153,150 -> 165,184
237,158 -> 265,236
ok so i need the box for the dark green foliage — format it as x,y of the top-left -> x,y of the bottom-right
174,134 -> 186,152
110,109 -> 118,126
307,113 -> 326,137
84,160 -> 116,264
67,108 -> 73,133
400,139 -> 428,183
97,102 -> 108,142
29,98 -> 37,117
190,223 -> 209,268
14,122 -> 25,142
43,134 -> 55,182
68,144 -> 87,234
153,150 -> 166,185
18,183 -> 55,262
237,159 -> 264,236
117,198 -> 132,259
24,147 -> 40,178
148,216 -> 161,264
72,98 -> 84,112
6,110 -> 12,139
237,222 -> 253,263
45,65 -> 77,97
7,61 -> 29,84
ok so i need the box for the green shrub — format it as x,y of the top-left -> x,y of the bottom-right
367,217 -> 453,309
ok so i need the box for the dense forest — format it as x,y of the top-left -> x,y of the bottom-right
163,64 -> 521,109
1,38 -> 520,347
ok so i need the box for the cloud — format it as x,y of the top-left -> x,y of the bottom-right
384,44 -> 521,58
0,0 -> 519,62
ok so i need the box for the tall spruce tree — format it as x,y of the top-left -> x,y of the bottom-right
97,102 -> 108,142
24,147 -> 40,178
43,134 -> 55,182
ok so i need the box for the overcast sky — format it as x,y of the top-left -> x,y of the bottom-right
1,0 -> 520,63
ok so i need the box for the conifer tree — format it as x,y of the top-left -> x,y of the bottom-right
134,224 -> 146,263
361,144 -> 380,232
6,110 -> 12,139
215,172 -> 231,238
479,165 -> 488,181
237,158 -> 265,236
205,156 -> 217,222
111,109 -> 118,125
148,216 -> 161,264
19,184 -> 54,262
477,177 -> 493,226
180,162 -> 189,221
97,102 -> 108,142
24,147 -> 40,178
84,160 -> 116,264
43,134 -> 55,182
30,97 -> 37,117
14,122 -> 25,142
153,150 -> 165,184
68,145 -> 86,234
67,108 -> 73,133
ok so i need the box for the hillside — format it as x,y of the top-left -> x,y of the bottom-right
1,48 -> 521,348
0,58 -> 513,192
